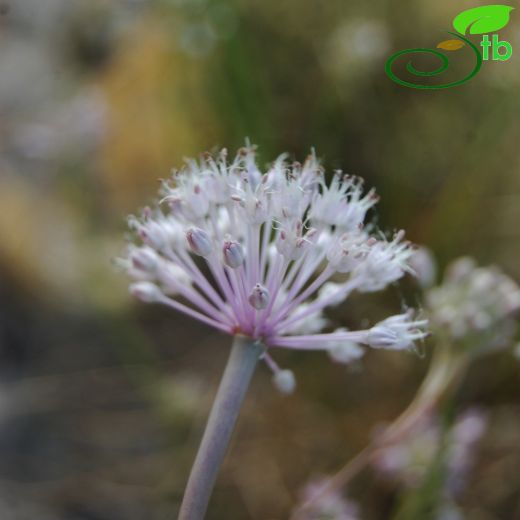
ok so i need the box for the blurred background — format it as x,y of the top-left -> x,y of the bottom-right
0,0 -> 519,518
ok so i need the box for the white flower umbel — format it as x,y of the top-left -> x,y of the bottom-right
123,145 -> 428,520
426,257 -> 520,352
124,145 -> 427,360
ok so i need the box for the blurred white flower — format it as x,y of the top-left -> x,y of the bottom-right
272,369 -> 296,394
373,409 -> 488,496
426,257 -> 520,351
409,246 -> 437,288
327,329 -> 364,364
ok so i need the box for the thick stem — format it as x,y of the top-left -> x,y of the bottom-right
178,336 -> 264,520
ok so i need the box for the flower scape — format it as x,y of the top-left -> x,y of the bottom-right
122,145 -> 428,384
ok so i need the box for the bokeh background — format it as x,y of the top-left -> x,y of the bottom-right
1,0 -> 519,518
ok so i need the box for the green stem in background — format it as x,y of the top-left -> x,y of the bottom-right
178,336 -> 264,520
391,397 -> 458,520
380,342 -> 469,444
292,343 -> 470,519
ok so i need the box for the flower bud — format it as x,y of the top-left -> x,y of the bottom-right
138,222 -> 167,250
272,369 -> 296,394
329,340 -> 364,364
366,313 -> 428,351
131,248 -> 159,273
157,263 -> 191,294
130,282 -> 163,303
319,282 -> 349,307
408,247 -> 436,288
248,283 -> 270,310
186,227 -> 212,257
367,325 -> 400,349
223,239 -> 244,268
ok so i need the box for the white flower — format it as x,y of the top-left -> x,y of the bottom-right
408,246 -> 437,288
309,173 -> 377,231
222,238 -> 245,268
129,246 -> 160,274
130,281 -> 164,303
272,369 -> 296,394
123,145 -> 427,377
275,219 -> 316,261
426,257 -> 520,351
366,312 -> 428,351
326,231 -> 373,274
157,262 -> 192,295
186,227 -> 213,257
248,283 -> 270,310
327,330 -> 365,364
373,409 -> 487,495
318,282 -> 354,307
352,230 -> 415,292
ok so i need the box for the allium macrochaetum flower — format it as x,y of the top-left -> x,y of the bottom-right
121,145 -> 428,384
426,256 -> 520,353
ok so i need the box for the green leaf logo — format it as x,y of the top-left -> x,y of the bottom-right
453,5 -> 514,35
